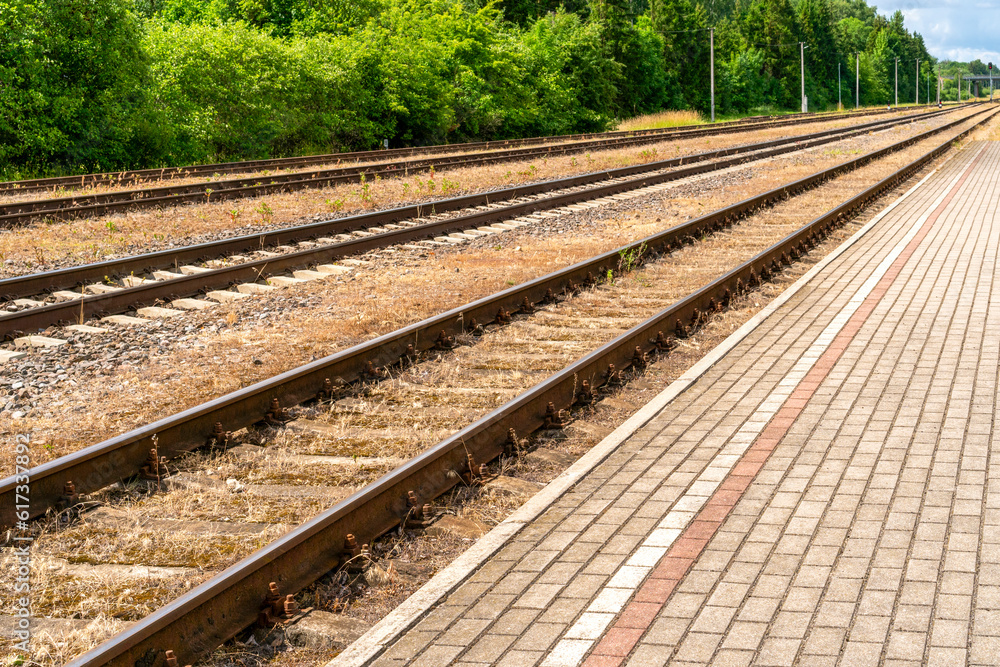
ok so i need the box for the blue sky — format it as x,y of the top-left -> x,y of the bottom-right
873,0 -> 1000,63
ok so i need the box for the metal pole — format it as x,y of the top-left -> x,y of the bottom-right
800,42 -> 806,112
916,59 -> 919,105
894,57 -> 898,107
856,52 -> 860,109
838,62 -> 842,111
710,27 -> 715,122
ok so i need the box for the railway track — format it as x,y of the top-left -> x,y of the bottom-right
5,104 -> 994,667
0,105 -> 975,341
0,106 -> 950,227
0,105 -> 940,197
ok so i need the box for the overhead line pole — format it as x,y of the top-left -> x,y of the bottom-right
800,42 -> 807,113
838,62 -> 842,111
856,52 -> 860,109
916,59 -> 919,105
710,27 -> 715,122
894,57 -> 898,107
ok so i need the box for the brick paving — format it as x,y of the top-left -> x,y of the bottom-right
336,140 -> 1000,666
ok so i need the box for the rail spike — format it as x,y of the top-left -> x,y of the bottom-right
541,402 -> 564,430
631,346 -> 648,369
264,397 -> 290,425
139,449 -> 169,480
208,422 -> 231,448
432,330 -> 455,351
653,331 -> 677,352
503,428 -> 520,456
574,379 -> 594,407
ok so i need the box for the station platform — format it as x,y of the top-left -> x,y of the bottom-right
331,139 -> 1000,666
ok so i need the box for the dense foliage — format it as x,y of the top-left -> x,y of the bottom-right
0,0 -> 976,178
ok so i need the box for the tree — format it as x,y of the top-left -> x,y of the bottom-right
742,0 -> 800,108
0,0 -> 157,175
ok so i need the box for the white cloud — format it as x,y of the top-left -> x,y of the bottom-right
871,0 -> 1000,62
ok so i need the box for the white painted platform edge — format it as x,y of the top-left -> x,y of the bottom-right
326,149 -> 954,667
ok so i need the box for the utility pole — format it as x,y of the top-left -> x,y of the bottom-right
894,57 -> 898,107
710,27 -> 715,122
915,59 -> 919,105
856,52 -> 860,109
838,62 -> 842,111
926,66 -> 930,104
800,42 -> 807,113
958,74 -> 961,103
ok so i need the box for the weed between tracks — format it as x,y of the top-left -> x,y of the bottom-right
617,110 -> 705,131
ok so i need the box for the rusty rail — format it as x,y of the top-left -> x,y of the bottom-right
0,106 -> 973,341
59,103 -> 997,667
2,106 -> 993,528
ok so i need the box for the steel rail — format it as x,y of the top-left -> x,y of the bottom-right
4,105 -> 994,533
0,106 -> 952,227
63,103 -> 998,667
0,105 -> 936,196
0,107 -> 972,341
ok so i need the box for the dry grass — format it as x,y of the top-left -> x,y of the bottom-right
1,107 -> 991,474
4,115 -> 988,665
617,109 -> 705,131
0,107 -> 951,278
0,615 -> 126,666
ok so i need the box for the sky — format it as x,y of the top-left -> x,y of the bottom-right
872,0 -> 1000,64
